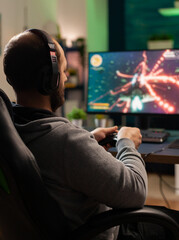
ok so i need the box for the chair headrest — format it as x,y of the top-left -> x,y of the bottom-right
0,89 -> 14,121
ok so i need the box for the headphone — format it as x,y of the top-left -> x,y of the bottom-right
27,29 -> 60,95
7,29 -> 60,95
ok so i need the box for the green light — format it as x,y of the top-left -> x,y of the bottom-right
158,8 -> 179,17
86,0 -> 108,52
0,168 -> 10,194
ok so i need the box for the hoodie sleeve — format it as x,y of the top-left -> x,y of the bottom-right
63,124 -> 148,209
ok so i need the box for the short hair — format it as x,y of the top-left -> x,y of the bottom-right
3,31 -> 51,92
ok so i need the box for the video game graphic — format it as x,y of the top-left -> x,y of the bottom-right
87,50 -> 179,114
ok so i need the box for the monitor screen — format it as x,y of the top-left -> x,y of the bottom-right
87,49 -> 179,116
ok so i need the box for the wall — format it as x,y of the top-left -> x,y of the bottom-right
57,0 -> 109,51
86,0 -> 108,52
125,0 -> 179,50
0,0 -> 108,100
108,0 -> 179,51
57,0 -> 87,46
0,0 -> 58,100
1,0 -> 20,100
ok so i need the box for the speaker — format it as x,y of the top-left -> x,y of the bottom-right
27,29 -> 60,95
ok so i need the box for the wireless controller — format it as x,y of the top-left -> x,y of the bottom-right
98,133 -> 117,147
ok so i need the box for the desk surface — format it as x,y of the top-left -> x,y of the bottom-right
110,130 -> 179,164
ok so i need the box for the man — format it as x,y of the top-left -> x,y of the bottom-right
3,29 -> 147,239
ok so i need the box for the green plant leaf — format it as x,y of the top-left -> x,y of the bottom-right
67,108 -> 87,120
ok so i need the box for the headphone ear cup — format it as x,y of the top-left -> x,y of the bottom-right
37,65 -> 52,95
37,66 -> 60,95
51,70 -> 60,92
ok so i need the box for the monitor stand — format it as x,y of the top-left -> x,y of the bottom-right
135,115 -> 150,130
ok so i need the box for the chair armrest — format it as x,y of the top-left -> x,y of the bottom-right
70,206 -> 179,240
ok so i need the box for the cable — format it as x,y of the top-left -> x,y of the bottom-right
143,146 -> 179,188
159,174 -> 179,191
143,147 -> 172,208
158,174 -> 171,209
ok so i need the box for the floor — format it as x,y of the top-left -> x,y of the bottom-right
145,173 -> 179,211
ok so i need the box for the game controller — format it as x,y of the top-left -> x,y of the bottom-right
98,133 -> 117,147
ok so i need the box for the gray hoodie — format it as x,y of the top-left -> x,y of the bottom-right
13,106 -> 148,240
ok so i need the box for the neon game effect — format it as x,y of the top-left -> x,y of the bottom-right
88,50 -> 179,114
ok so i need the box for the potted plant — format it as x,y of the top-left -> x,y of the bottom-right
147,34 -> 174,50
67,108 -> 87,127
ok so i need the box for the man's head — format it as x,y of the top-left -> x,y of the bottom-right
3,29 -> 67,111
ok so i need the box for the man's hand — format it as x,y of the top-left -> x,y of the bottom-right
91,126 -> 118,142
91,126 -> 142,150
117,126 -> 142,149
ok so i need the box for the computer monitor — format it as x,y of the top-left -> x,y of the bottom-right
87,49 -> 179,127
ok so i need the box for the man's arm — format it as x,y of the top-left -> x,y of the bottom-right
63,125 -> 147,209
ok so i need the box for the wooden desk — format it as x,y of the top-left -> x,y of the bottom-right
138,131 -> 179,164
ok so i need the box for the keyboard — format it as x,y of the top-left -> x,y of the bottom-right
141,130 -> 169,143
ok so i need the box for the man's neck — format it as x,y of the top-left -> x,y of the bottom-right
16,90 -> 52,112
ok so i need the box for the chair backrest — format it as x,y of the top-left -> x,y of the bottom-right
0,89 -> 69,240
